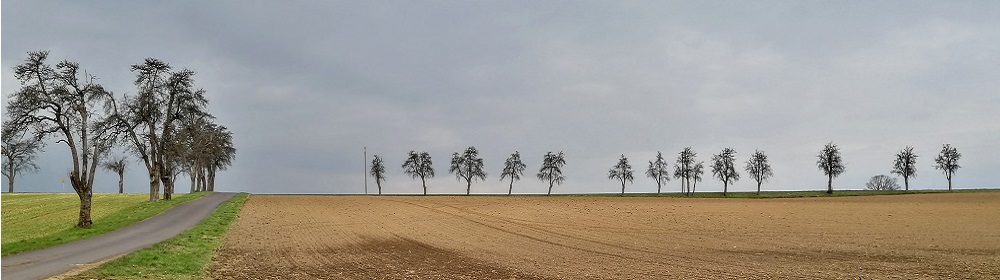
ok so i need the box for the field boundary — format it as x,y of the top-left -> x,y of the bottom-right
253,188 -> 999,198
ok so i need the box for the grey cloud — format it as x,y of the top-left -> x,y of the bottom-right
3,1 -> 998,194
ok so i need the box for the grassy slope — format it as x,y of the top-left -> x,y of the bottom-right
73,193 -> 249,280
1,192 -> 208,256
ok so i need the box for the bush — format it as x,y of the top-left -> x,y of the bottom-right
865,174 -> 900,191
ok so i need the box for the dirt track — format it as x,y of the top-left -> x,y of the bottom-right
209,193 -> 1000,279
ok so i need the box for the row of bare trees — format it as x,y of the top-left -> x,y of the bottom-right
369,147 -> 566,195
818,143 -> 962,193
364,143 -> 963,196
611,148 -> 770,196
2,51 -> 235,227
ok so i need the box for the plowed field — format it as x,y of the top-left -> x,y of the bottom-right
209,193 -> 1000,279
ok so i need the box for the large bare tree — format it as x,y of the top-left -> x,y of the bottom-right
108,58 -> 208,201
537,151 -> 566,195
933,144 -> 961,191
6,51 -> 114,227
450,146 -> 487,195
370,155 -> 386,195
1,120 -> 44,193
645,152 -> 670,194
608,154 -> 634,194
499,151 -> 526,195
402,151 -> 434,195
102,155 -> 129,193
710,148 -> 740,196
744,150 -> 773,195
891,146 -> 918,191
816,142 -> 845,194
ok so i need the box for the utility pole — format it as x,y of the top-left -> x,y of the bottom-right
364,147 -> 368,195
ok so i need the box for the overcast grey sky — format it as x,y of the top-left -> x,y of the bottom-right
3,1 -> 998,194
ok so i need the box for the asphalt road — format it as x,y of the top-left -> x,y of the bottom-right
1,192 -> 237,280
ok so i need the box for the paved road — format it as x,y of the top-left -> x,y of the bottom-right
1,192 -> 237,280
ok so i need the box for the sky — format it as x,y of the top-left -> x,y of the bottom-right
2,1 -> 998,194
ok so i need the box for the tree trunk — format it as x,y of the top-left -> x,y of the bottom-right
466,180 -> 471,196
7,174 -> 13,193
904,177 -> 909,191
548,181 -> 553,196
164,178 -> 173,200
508,180 -> 513,195
197,167 -> 207,192
377,182 -> 382,195
118,173 -> 124,194
656,181 -> 661,194
757,181 -> 761,195
693,180 -> 698,195
75,184 -> 93,228
680,178 -> 684,195
421,177 -> 427,195
208,168 -> 216,191
189,171 -> 197,192
149,165 -> 160,201
827,175 -> 833,194
621,181 -> 626,195
947,174 -> 952,191
723,182 -> 728,196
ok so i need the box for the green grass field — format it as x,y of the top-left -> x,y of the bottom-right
1,192 -> 208,256
72,193 -> 249,280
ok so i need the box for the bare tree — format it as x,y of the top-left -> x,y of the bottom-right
102,156 -> 129,193
172,118 -> 207,193
865,175 -> 900,191
608,154 -> 634,194
817,142 -> 845,194
500,151 -> 526,195
204,124 -> 235,192
645,152 -> 670,194
402,151 -> 434,195
107,58 -> 208,201
450,146 -> 487,195
744,150 -> 773,195
933,144 -> 961,191
691,161 -> 704,194
370,155 -> 385,195
6,51 -> 115,227
1,120 -> 44,193
710,148 -> 740,196
675,147 -> 697,196
169,118 -> 233,193
537,151 -> 566,195
891,146 -> 918,191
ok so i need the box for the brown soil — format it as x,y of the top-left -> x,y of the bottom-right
208,193 -> 1000,279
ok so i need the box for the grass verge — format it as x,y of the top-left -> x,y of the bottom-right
72,193 -> 249,280
1,192 -> 208,256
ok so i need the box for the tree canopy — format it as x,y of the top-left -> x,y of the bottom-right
450,146 -> 487,195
